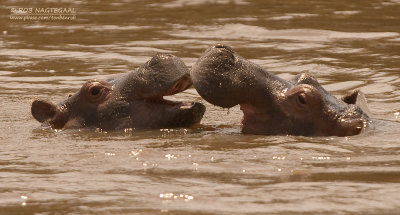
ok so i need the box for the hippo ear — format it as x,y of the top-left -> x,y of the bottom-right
342,90 -> 359,104
31,100 -> 56,123
342,90 -> 372,116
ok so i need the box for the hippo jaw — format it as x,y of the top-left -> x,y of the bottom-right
120,99 -> 205,129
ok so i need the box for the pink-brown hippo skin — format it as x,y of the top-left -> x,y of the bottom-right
191,44 -> 370,136
32,54 -> 205,130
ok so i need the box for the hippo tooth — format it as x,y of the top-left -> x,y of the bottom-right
180,103 -> 193,109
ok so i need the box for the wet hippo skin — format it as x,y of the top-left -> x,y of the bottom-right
191,44 -> 370,136
31,54 -> 206,130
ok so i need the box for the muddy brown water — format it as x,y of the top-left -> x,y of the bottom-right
1,0 -> 400,214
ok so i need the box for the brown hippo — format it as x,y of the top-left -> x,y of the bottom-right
32,54 -> 205,130
191,44 -> 370,136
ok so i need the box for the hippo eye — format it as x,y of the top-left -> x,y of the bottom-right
86,82 -> 111,103
90,86 -> 101,96
285,84 -> 321,115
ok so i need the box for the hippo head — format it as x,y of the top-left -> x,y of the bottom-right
31,54 -> 205,130
191,44 -> 370,136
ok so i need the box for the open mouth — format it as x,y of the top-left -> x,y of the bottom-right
141,95 -> 206,127
143,97 -> 198,110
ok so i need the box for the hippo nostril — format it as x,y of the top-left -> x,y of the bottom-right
213,44 -> 234,53
148,54 -> 174,67
214,44 -> 225,48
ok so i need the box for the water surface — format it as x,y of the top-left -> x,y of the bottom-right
1,0 -> 400,214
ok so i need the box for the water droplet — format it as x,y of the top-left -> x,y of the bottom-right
105,152 -> 115,156
280,88 -> 288,97
273,156 -> 286,160
312,156 -> 330,160
124,128 -> 133,133
165,154 -> 177,160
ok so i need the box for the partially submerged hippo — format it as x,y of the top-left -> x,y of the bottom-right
32,54 -> 205,130
191,44 -> 370,136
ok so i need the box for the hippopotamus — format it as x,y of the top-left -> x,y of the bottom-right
31,54 -> 205,130
191,44 -> 370,136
